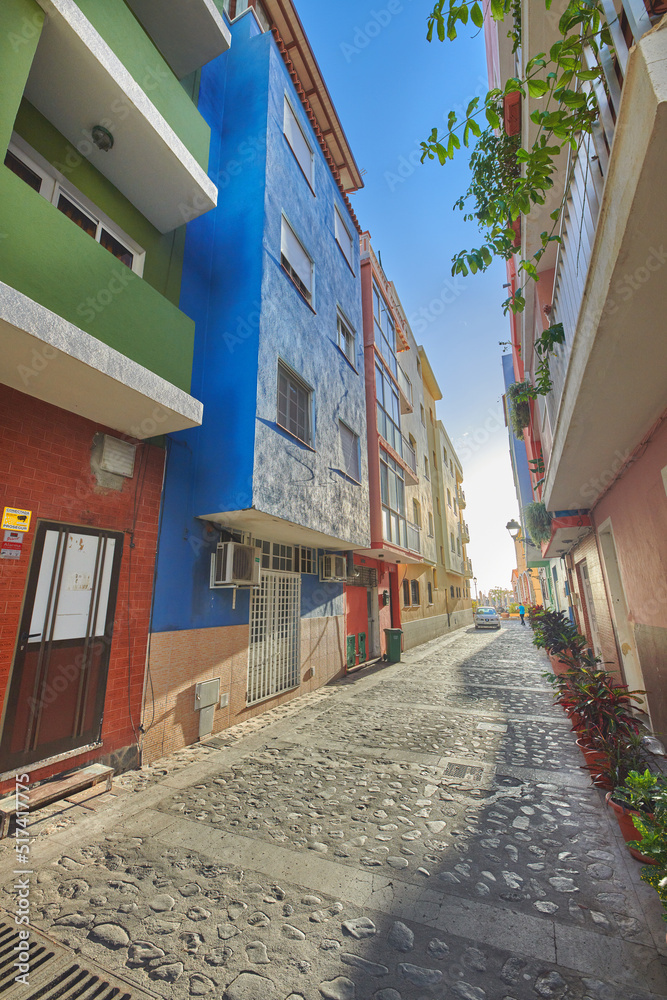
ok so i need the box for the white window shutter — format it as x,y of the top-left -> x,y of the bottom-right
281,218 -> 312,291
284,99 -> 313,182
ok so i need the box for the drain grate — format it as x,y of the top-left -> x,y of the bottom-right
444,763 -> 484,781
0,917 -> 157,1000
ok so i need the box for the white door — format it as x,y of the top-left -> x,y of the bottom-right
248,571 -> 301,705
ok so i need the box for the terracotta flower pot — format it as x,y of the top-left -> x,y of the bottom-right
548,651 -> 571,676
575,737 -> 613,790
605,792 -> 657,865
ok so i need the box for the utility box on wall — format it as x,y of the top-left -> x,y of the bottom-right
194,678 -> 221,739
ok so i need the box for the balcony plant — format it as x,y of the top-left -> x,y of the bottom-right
506,381 -> 532,439
524,501 -> 553,546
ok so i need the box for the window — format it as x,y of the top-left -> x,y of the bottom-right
5,141 -> 142,273
436,497 -> 441,515
295,546 -> 317,574
281,216 -> 313,304
454,497 -> 458,514
277,362 -> 312,445
5,148 -> 42,192
337,310 -> 355,364
429,409 -> 434,424
335,205 -> 354,268
450,586 -> 455,598
457,538 -> 461,555
457,587 -> 461,598
424,457 -> 430,481
284,97 -> 313,185
440,546 -> 445,563
450,532 -> 455,552
450,460 -> 454,475
339,421 -> 360,482
443,447 -> 448,465
427,582 -> 433,604
376,363 -> 402,458
403,579 -> 410,607
412,499 -> 421,528
380,447 -> 407,547
428,512 -> 434,537
447,489 -> 452,507
372,280 -> 397,376
420,404 -> 425,426
411,579 -> 420,606
433,569 -> 438,590
433,450 -> 437,470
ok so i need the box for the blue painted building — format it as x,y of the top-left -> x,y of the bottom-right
144,4 -> 369,761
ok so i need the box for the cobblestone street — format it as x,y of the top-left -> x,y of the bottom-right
2,623 -> 666,999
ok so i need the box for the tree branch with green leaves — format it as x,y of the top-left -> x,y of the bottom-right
421,0 -> 614,340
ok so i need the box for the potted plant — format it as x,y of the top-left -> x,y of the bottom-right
627,782 -> 667,933
609,770 -> 666,863
524,501 -> 552,547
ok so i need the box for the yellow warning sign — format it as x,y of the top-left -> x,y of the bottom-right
1,508 -> 32,532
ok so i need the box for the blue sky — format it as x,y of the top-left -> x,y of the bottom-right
297,0 -> 521,594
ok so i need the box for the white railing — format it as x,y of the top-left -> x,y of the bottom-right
397,365 -> 413,406
403,437 -> 417,475
406,521 -> 421,554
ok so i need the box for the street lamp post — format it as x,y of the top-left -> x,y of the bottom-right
473,576 -> 478,602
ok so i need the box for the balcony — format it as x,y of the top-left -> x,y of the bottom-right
464,560 -> 474,579
460,522 -> 470,544
457,488 -> 466,509
402,437 -> 418,485
406,520 -> 421,555
23,0 -> 217,232
397,364 -> 413,413
541,10 -> 667,509
124,0 -> 231,79
0,171 -> 202,437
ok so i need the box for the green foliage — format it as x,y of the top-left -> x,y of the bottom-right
614,769 -> 667,814
523,500 -> 552,546
422,1 -> 614,314
629,785 -> 667,922
506,380 -> 533,438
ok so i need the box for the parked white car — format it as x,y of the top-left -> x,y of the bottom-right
474,607 -> 501,629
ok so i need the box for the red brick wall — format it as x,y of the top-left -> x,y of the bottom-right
0,385 -> 164,792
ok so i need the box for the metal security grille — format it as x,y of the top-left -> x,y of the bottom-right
248,571 -> 301,705
346,566 -> 377,588
0,915 -> 153,999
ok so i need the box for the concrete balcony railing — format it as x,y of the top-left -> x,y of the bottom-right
457,487 -> 466,509
464,560 -> 474,579
0,173 -> 202,437
460,522 -> 470,544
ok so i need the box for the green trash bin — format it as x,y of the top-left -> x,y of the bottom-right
346,635 -> 357,669
384,627 -> 403,663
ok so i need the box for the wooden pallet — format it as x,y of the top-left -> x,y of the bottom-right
0,763 -> 113,838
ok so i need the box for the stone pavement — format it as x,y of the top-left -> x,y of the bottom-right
2,622 -> 667,1000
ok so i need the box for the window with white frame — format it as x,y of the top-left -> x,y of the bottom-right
339,421 -> 360,482
380,447 -> 407,548
337,310 -> 355,364
283,97 -> 313,186
334,205 -> 354,268
5,139 -> 144,274
277,361 -> 312,445
376,362 -> 402,458
281,216 -> 313,304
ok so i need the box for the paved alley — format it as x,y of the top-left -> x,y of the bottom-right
2,623 -> 666,1000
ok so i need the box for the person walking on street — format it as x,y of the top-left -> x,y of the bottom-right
519,604 -> 526,626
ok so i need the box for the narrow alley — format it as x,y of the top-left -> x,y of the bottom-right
1,622 -> 665,1000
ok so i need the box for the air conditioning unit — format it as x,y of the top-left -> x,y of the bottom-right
210,542 -> 260,588
320,553 -> 347,583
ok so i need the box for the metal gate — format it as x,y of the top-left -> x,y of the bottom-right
247,570 -> 301,705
